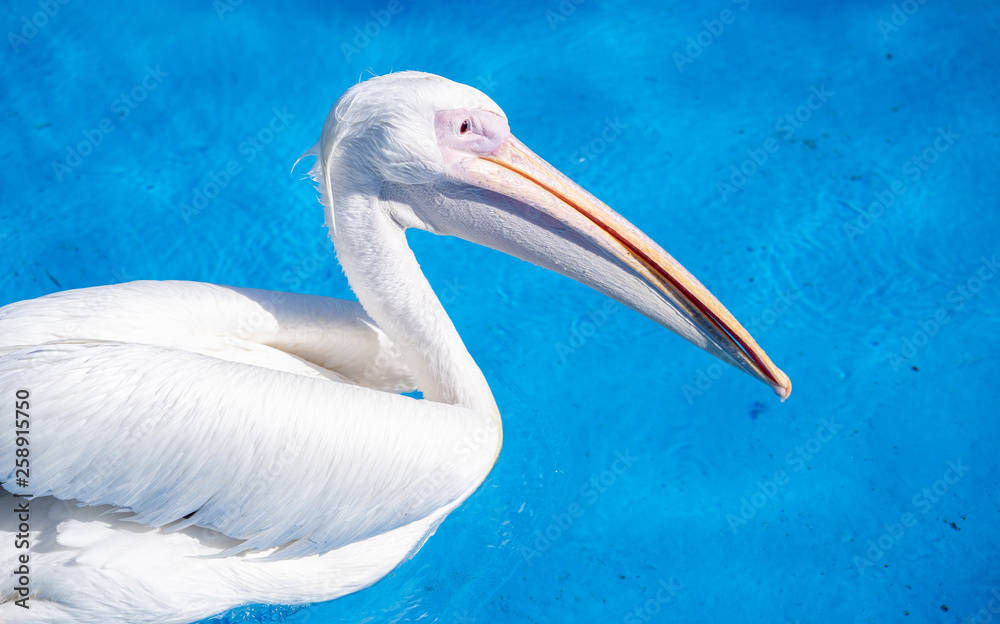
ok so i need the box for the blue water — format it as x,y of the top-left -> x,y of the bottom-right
2,0 -> 998,622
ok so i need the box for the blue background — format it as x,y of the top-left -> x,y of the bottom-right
2,0 -> 998,622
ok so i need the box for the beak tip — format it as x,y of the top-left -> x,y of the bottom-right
771,371 -> 792,402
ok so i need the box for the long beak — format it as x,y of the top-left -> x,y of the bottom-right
447,136 -> 792,401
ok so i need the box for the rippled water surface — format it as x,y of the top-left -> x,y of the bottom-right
2,0 -> 998,622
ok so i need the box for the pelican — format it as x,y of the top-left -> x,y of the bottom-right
0,71 -> 790,623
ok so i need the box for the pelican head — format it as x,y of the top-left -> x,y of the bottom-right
308,71 -> 791,400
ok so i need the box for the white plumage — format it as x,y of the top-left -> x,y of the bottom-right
0,72 -> 789,623
0,282 -> 496,623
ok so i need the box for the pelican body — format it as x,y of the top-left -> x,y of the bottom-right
0,72 -> 790,623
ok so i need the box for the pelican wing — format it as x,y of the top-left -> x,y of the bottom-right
0,339 -> 498,558
0,281 -> 495,558
0,281 -> 417,392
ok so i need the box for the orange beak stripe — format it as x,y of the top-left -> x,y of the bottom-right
484,153 -> 784,392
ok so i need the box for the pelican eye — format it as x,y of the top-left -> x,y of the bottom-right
460,119 -> 470,134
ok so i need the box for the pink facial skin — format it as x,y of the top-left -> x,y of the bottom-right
435,109 -> 510,169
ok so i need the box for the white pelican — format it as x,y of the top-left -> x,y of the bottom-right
0,71 -> 790,623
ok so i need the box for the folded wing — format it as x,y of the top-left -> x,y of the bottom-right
0,283 -> 498,559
